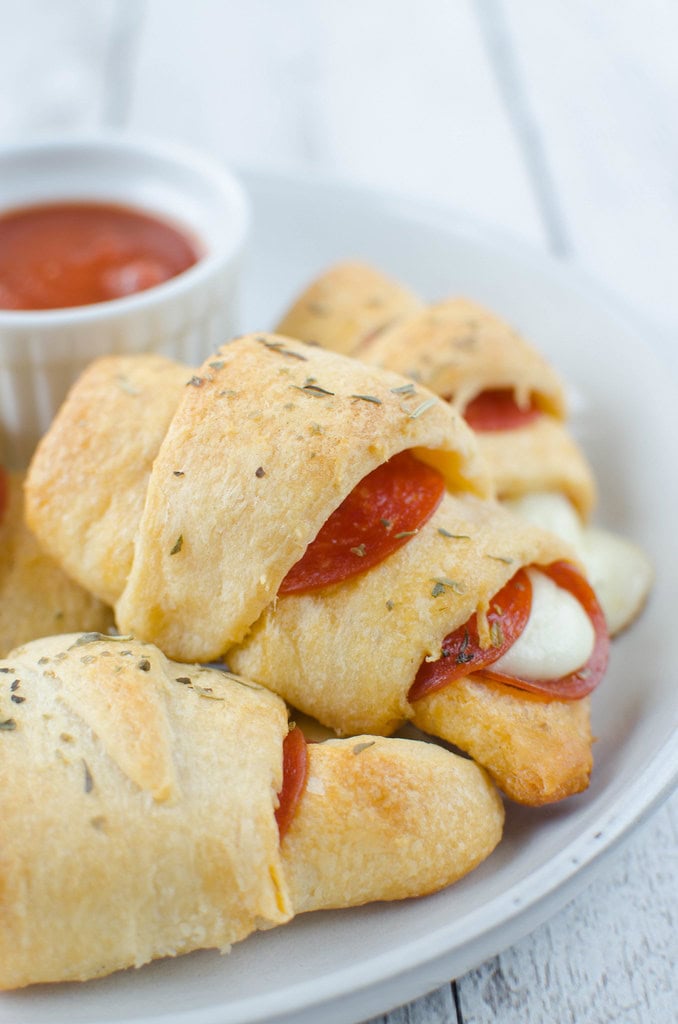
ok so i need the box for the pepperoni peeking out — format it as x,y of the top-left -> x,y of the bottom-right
408,569 -> 533,702
275,726 -> 308,840
463,390 -> 542,432
480,561 -> 609,700
280,450 -> 445,595
409,562 -> 608,703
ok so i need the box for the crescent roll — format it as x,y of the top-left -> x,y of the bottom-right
26,336 -> 602,804
26,334 -> 489,661
229,494 -> 594,805
276,265 -> 594,517
276,264 -> 653,634
276,260 -> 422,355
0,632 -> 503,989
0,468 -> 113,655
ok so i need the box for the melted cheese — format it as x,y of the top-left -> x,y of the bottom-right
492,568 -> 594,680
503,492 -> 653,636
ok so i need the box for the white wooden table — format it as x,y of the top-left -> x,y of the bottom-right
2,3 -> 676,1022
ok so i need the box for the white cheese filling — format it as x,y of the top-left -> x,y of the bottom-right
491,568 -> 595,680
502,491 -> 653,637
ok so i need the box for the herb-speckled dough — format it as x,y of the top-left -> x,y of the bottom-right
25,334 -> 595,804
0,633 -> 291,989
0,633 -> 503,989
229,492 -> 591,805
276,266 -> 596,518
276,260 -> 422,355
27,334 -> 490,662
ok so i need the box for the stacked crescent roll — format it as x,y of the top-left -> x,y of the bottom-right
0,632 -> 502,989
26,335 -> 605,806
2,258 -> 653,992
276,262 -> 653,635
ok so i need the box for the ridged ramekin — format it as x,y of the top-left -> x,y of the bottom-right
0,135 -> 249,467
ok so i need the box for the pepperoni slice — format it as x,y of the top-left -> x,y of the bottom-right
275,726 -> 308,840
480,561 -> 609,700
280,450 -> 445,595
409,562 -> 608,704
408,569 -> 532,702
463,389 -> 541,431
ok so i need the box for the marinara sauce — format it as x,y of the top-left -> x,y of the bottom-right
0,201 -> 200,311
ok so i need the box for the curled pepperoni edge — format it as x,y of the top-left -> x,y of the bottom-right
275,726 -> 309,841
408,569 -> 532,703
280,451 -> 445,595
479,560 -> 610,700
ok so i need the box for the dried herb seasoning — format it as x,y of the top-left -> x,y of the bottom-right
353,741 -> 375,755
351,393 -> 382,405
291,382 -> 335,397
407,397 -> 437,419
170,534 -> 184,555
431,577 -> 466,597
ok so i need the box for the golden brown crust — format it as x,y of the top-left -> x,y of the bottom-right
281,736 -> 504,912
359,299 -> 596,518
477,419 -> 596,518
24,354 -> 189,605
0,634 -> 291,990
229,493 -> 577,735
27,335 -> 489,662
229,493 -> 594,804
0,471 -> 113,655
276,261 -> 422,355
411,681 -> 592,806
0,635 -> 504,989
277,271 -> 597,518
360,299 -> 566,417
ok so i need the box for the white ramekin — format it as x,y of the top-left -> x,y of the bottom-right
0,134 -> 249,467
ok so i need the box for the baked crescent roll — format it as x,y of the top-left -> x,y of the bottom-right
356,299 -> 595,518
0,468 -> 113,655
276,264 -> 652,634
277,266 -> 594,518
0,633 -> 503,989
229,493 -> 596,805
26,334 -> 489,662
25,335 -> 605,805
276,260 -> 422,355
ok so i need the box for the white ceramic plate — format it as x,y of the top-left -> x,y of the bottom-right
2,170 -> 676,1024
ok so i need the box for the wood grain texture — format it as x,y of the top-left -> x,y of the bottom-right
368,793 -> 677,1024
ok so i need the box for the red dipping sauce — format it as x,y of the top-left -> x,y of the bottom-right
0,201 -> 201,311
